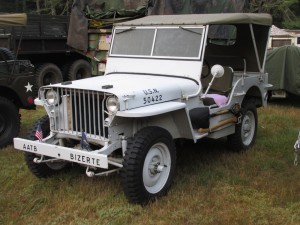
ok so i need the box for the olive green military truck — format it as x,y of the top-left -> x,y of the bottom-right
0,13 -> 36,148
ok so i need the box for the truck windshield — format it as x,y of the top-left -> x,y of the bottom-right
111,26 -> 204,59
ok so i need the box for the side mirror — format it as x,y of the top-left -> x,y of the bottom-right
211,64 -> 224,78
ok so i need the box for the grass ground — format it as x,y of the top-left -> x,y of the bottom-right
1,99 -> 300,225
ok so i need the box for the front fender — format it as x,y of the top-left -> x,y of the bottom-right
115,102 -> 196,140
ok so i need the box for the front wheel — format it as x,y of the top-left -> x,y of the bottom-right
121,127 -> 176,204
227,100 -> 257,151
25,115 -> 70,178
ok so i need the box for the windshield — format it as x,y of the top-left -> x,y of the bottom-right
110,26 -> 204,59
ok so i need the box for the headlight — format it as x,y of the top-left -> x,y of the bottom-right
106,96 -> 119,113
45,90 -> 59,105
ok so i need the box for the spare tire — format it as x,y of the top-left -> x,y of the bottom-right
0,48 -> 15,61
67,59 -> 92,81
35,63 -> 63,88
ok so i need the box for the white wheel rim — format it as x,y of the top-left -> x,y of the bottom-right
242,110 -> 255,146
143,142 -> 171,194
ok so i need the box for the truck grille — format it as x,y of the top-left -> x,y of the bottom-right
49,87 -> 108,140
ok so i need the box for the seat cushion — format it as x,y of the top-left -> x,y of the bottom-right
206,94 -> 228,107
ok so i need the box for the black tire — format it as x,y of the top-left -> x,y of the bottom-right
35,63 -> 63,88
121,127 -> 176,204
60,61 -> 73,81
227,99 -> 258,151
0,97 -> 20,148
267,91 -> 272,101
25,115 -> 69,178
67,59 -> 91,81
0,47 -> 15,61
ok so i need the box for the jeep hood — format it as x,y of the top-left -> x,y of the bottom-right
48,74 -> 199,110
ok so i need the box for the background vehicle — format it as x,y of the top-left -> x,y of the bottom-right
265,45 -> 300,98
0,13 -> 36,148
67,0 -> 249,75
14,13 -> 272,204
0,14 -> 91,89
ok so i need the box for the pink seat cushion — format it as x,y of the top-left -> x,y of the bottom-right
206,94 -> 228,107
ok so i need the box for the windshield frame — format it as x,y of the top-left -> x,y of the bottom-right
110,25 -> 205,60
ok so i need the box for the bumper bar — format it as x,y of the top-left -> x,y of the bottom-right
14,138 -> 108,169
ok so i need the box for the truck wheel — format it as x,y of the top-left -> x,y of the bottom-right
35,63 -> 63,88
0,97 -> 20,148
0,47 -> 15,60
121,127 -> 176,204
25,115 -> 69,178
67,59 -> 91,81
227,100 -> 257,151
61,61 -> 73,81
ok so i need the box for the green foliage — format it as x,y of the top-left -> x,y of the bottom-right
249,0 -> 300,28
283,20 -> 300,28
0,0 -> 72,15
1,99 -> 300,224
2,0 -> 300,28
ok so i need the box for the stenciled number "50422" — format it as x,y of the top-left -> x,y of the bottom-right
143,95 -> 162,104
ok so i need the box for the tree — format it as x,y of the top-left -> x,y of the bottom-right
0,0 -> 72,16
35,0 -> 71,15
249,0 -> 300,28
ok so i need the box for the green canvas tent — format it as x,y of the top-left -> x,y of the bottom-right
266,46 -> 300,96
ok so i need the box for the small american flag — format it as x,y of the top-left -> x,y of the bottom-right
35,123 -> 43,142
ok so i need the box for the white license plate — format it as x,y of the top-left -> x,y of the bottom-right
14,138 -> 108,169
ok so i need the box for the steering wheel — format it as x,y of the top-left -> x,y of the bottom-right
201,60 -> 210,79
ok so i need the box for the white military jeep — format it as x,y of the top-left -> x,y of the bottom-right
14,13 -> 272,204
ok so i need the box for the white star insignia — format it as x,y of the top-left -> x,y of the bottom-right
25,82 -> 33,92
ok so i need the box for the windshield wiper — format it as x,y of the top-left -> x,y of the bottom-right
116,27 -> 136,34
179,26 -> 202,35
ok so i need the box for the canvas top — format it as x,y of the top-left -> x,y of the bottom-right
0,13 -> 27,26
116,13 -> 272,27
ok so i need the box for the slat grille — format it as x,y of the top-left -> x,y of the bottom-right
51,87 -> 107,140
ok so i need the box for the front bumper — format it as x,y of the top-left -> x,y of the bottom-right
14,138 -> 108,168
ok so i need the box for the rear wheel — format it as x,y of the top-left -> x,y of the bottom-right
121,127 -> 176,204
35,63 -> 63,88
67,59 -> 91,81
227,99 -> 257,151
0,97 -> 20,148
25,115 -> 69,178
